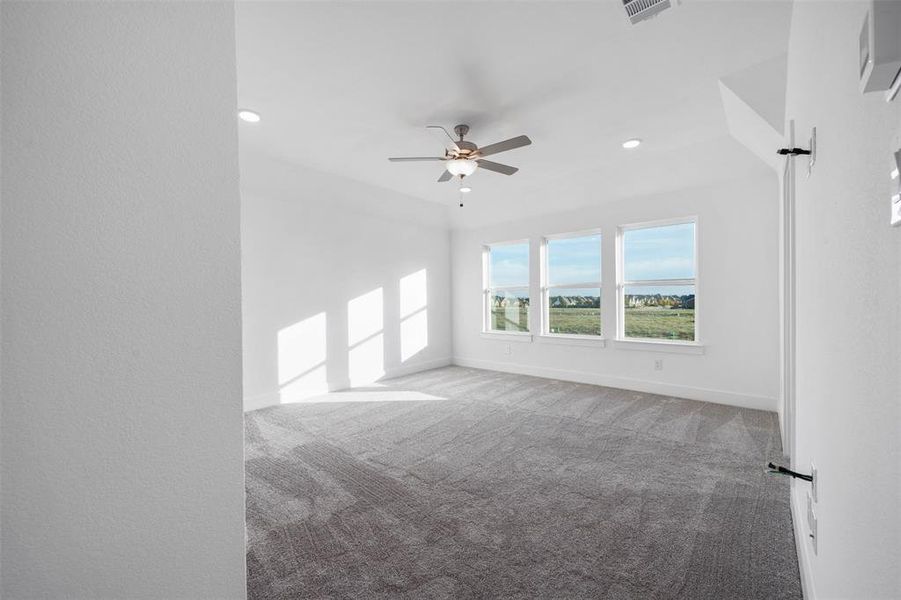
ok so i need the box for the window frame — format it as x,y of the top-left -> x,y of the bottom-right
616,216 -> 699,345
540,229 -> 604,339
482,240 -> 532,336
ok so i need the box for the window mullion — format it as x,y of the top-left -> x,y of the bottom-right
546,282 -> 601,290
623,278 -> 695,287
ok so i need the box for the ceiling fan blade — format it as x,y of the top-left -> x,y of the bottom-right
476,135 -> 532,158
389,157 -> 445,162
477,159 -> 518,176
437,170 -> 454,182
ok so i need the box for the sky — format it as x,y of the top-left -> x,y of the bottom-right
488,223 -> 695,292
547,234 -> 601,286
623,222 -> 695,281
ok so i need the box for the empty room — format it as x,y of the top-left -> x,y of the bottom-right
2,1 -> 899,599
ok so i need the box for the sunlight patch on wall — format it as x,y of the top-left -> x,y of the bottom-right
401,310 -> 428,362
279,365 -> 328,404
348,287 -> 385,386
277,312 -> 328,403
400,269 -> 429,362
278,312 -> 326,384
400,269 -> 428,316
349,334 -> 384,386
348,288 -> 383,346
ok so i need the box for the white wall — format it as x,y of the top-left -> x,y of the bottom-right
785,2 -> 901,598
452,173 -> 780,411
1,3 -> 247,597
241,153 -> 452,411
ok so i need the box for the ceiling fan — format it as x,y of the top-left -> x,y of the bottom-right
388,124 -> 532,182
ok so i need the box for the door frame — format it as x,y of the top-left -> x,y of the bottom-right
779,120 -> 797,460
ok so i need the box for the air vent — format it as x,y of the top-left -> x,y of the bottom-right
623,0 -> 673,24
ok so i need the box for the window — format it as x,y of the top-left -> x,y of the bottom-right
618,219 -> 696,342
483,241 -> 530,333
542,232 -> 602,336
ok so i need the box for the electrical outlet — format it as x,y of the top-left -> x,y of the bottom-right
654,359 -> 664,371
504,344 -> 512,356
810,463 -> 818,503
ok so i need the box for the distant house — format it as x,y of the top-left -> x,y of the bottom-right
625,294 -> 695,309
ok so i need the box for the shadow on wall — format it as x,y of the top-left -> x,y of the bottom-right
276,268 -> 430,404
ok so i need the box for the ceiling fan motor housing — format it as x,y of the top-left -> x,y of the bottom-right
452,140 -> 478,157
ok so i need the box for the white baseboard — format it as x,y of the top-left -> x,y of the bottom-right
451,356 -> 777,412
243,357 -> 452,412
791,483 -> 817,599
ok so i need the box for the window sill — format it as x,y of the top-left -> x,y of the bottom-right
538,334 -> 607,348
613,339 -> 705,355
481,331 -> 533,343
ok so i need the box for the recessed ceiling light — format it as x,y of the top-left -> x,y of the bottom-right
460,186 -> 472,193
238,109 -> 261,123
622,138 -> 642,149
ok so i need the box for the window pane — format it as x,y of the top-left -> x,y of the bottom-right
490,290 -> 530,332
548,288 -> 601,336
624,285 -> 695,341
623,222 -> 695,281
547,234 -> 601,286
489,243 -> 529,288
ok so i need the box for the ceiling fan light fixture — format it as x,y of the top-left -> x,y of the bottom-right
447,158 -> 478,177
460,186 -> 472,193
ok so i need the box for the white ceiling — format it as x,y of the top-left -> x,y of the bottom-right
236,0 -> 791,228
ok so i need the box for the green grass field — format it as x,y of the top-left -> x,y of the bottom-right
491,306 -> 695,340
548,307 -> 601,336
625,307 -> 694,341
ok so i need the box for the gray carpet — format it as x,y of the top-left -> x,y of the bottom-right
244,366 -> 802,599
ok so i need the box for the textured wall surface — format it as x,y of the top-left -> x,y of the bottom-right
785,2 -> 901,598
1,3 -> 247,597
